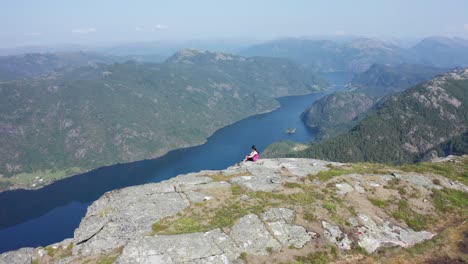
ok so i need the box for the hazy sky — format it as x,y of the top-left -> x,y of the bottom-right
2,0 -> 468,48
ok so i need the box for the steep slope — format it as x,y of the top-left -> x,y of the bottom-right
2,157 -> 467,263
270,69 -> 468,164
0,50 -> 328,191
241,37 -> 407,72
302,64 -> 447,139
302,91 -> 375,139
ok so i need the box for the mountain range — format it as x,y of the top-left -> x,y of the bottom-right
241,36 -> 468,72
0,49 -> 327,191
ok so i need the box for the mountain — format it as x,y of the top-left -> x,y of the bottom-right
349,63 -> 449,97
302,64 -> 447,139
241,36 -> 468,73
2,157 -> 467,263
267,68 -> 468,164
0,50 -> 328,191
302,91 -> 375,139
240,37 -> 407,72
410,37 -> 468,68
0,52 -> 126,80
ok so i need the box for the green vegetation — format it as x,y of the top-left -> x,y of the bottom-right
398,158 -> 468,185
432,188 -> 468,213
0,50 -> 328,191
293,251 -> 333,264
369,198 -> 386,208
392,200 -> 428,231
239,252 -> 248,262
301,64 -> 447,140
308,163 -> 389,182
273,72 -> 468,165
151,222 -> 168,233
323,202 -> 337,213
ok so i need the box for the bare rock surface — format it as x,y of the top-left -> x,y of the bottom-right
354,213 -> 435,253
322,221 -> 352,250
3,157 -> 467,264
0,248 -> 34,264
72,183 -> 191,256
116,230 -> 230,264
261,207 -> 295,223
230,214 -> 282,255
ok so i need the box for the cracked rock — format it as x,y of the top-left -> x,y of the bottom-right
356,213 -> 435,253
230,214 -> 281,255
267,221 -> 311,248
322,221 -> 352,250
261,208 -> 295,223
116,230 -> 227,264
73,183 -> 190,256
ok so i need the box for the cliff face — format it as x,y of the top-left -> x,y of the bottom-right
1,157 -> 467,264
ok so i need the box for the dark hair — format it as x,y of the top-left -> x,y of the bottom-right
251,145 -> 258,153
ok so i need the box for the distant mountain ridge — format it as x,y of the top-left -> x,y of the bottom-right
0,49 -> 328,191
0,52 -> 126,80
241,36 -> 468,72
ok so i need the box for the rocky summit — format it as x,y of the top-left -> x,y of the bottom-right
1,157 -> 467,263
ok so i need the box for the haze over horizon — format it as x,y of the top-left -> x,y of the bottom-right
2,0 -> 468,49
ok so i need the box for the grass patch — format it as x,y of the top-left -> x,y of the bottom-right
153,197 -> 272,236
369,198 -> 386,208
308,163 -> 389,182
151,222 -> 168,233
432,188 -> 468,213
323,202 -> 336,213
293,251 -> 331,264
304,211 -> 317,222
95,247 -> 124,264
231,184 -> 245,196
239,252 -> 248,262
168,217 -> 206,234
205,172 -> 251,182
392,200 -> 428,231
397,158 -> 468,185
284,182 -> 303,188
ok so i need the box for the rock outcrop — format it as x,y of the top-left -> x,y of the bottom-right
2,157 -> 467,263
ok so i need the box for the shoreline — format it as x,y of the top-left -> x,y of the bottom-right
0,90 -> 327,194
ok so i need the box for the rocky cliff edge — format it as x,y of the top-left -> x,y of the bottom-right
2,157 -> 467,263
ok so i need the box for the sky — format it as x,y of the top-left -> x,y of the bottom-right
2,0 -> 468,48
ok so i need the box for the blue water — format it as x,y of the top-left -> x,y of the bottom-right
0,73 -> 352,253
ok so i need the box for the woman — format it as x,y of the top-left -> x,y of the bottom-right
244,145 -> 259,162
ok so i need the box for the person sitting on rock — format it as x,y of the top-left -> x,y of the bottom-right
244,145 -> 259,162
